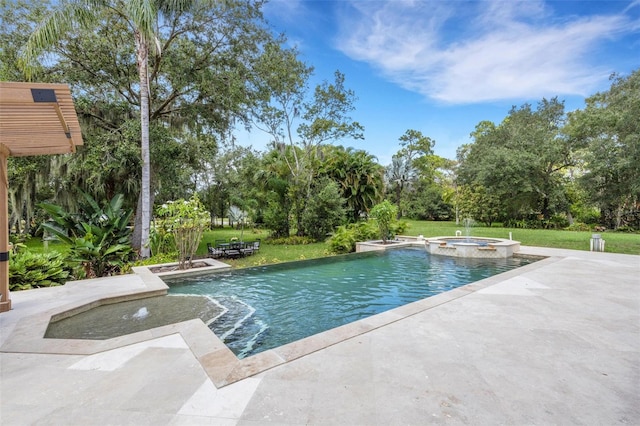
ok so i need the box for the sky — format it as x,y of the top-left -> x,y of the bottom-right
237,0 -> 640,165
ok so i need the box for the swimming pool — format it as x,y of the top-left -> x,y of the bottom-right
164,247 -> 537,359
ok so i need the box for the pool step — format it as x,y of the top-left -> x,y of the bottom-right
207,296 -> 269,358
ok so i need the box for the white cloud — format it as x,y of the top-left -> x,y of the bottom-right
336,0 -> 637,104
263,0 -> 306,22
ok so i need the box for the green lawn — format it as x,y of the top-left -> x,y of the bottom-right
20,221 -> 639,270
199,221 -> 639,265
196,228 -> 332,268
402,220 -> 640,255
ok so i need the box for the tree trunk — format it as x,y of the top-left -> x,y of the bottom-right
541,194 -> 550,221
136,31 -> 151,258
132,191 -> 142,251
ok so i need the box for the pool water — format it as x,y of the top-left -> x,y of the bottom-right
165,248 -> 537,359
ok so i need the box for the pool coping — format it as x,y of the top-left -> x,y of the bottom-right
0,248 -> 556,388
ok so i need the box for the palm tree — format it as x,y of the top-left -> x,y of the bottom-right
323,147 -> 384,222
19,0 -> 210,258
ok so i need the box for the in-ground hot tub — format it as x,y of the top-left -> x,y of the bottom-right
425,236 -> 520,258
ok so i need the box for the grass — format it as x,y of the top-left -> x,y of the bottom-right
18,220 -> 639,269
196,228 -> 333,268
402,220 -> 640,255
21,239 -> 69,254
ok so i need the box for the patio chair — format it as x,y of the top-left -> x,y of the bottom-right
225,241 -> 242,258
240,241 -> 255,256
207,242 -> 223,259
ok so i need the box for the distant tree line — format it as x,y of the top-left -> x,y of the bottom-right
456,71 -> 639,230
2,0 -> 638,253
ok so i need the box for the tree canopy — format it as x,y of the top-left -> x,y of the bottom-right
458,98 -> 577,222
2,0 -> 638,244
566,70 -> 640,229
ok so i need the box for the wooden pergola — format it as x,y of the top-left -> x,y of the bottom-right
0,82 -> 83,313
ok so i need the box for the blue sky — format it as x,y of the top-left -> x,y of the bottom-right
239,0 -> 640,165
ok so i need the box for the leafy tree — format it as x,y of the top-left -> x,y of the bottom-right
457,185 -> 503,227
458,98 -> 577,222
17,0 -> 276,256
404,180 -> 453,221
198,144 -> 257,227
20,0 -> 206,258
6,156 -> 51,235
370,200 -> 398,243
386,130 -> 434,216
567,70 -> 640,229
0,0 -> 51,80
255,148 -> 293,238
301,178 -> 346,241
251,43 -> 364,235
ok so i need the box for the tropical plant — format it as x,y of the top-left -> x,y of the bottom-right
322,146 -> 384,223
39,192 -> 134,277
149,218 -> 176,256
19,0 -> 217,258
155,194 -> 210,270
370,200 -> 399,243
9,250 -> 71,291
328,221 -> 379,254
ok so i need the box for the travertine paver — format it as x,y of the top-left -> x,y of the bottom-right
0,246 -> 638,425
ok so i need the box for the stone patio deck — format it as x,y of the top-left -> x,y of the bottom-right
1,246 -> 638,425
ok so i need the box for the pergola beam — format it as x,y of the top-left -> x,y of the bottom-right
0,145 -> 10,312
0,82 -> 83,313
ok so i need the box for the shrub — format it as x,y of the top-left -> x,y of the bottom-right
614,225 -> 638,233
301,179 -> 346,241
574,208 -> 601,225
327,225 -> 356,254
9,250 -> 71,291
328,221 -> 378,254
155,195 -> 211,270
263,197 -> 290,239
132,252 -> 179,267
370,200 -> 399,242
564,222 -> 591,232
393,220 -> 409,236
267,236 -> 315,245
549,214 -> 570,230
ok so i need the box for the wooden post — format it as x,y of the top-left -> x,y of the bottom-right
0,144 -> 11,312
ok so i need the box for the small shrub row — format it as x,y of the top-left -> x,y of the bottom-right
267,235 -> 316,245
613,225 -> 639,233
563,223 -> 638,233
564,222 -> 592,232
504,216 -> 569,230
